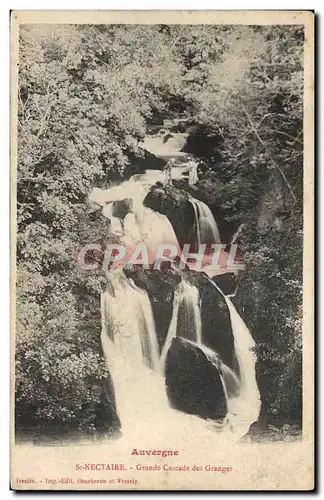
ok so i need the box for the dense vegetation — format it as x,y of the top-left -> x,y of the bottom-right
16,24 -> 304,437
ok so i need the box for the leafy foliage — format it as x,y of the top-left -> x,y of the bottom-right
16,24 -> 304,435
183,26 -> 303,422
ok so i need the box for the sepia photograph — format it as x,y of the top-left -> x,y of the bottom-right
10,10 -> 314,491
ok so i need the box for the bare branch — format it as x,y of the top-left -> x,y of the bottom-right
269,128 -> 303,145
256,113 -> 289,128
241,103 -> 297,205
242,104 -> 266,148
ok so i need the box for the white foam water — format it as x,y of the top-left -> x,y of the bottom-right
94,172 -> 260,443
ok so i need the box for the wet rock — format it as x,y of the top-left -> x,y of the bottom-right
111,198 -> 133,219
165,337 -> 227,420
173,178 -> 240,244
213,272 -> 238,296
125,149 -> 166,178
124,266 -> 179,350
190,270 -> 236,370
124,266 -> 236,370
143,185 -> 196,247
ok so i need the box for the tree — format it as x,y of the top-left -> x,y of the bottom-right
16,23 -> 304,434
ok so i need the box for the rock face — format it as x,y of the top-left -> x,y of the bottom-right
173,178 -> 240,245
124,265 -> 179,350
125,149 -> 166,178
111,198 -> 133,219
191,271 -> 236,371
165,337 -> 227,420
124,266 -> 236,372
143,184 -> 196,247
213,272 -> 238,296
95,181 -> 240,428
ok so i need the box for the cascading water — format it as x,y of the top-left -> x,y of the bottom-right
100,268 -> 259,443
101,271 -> 219,442
158,277 -> 260,440
198,343 -> 241,400
101,270 -> 167,435
223,296 -> 261,435
101,271 -> 160,372
160,280 -> 202,368
92,175 -> 179,259
203,276 -> 261,438
102,202 -> 124,236
189,197 -> 221,246
129,205 -> 178,250
93,168 -> 259,442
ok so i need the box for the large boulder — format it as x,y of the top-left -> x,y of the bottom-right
125,149 -> 166,178
143,184 -> 196,247
213,272 -> 237,296
124,266 -> 236,371
190,270 -> 236,370
165,337 -> 227,420
125,265 -> 180,350
173,177 -> 241,245
111,198 -> 133,219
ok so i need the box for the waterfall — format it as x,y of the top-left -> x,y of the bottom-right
101,271 -> 160,371
202,275 -> 261,437
102,202 -> 124,236
101,271 -> 216,442
188,161 -> 198,186
160,280 -> 202,368
133,206 -> 179,250
189,198 -> 221,246
220,363 -> 241,399
90,179 -> 149,207
223,297 -> 261,434
93,169 -> 260,442
120,206 -> 179,268
129,170 -> 164,185
101,271 -> 167,434
159,276 -> 260,439
93,175 -> 179,263
100,271 -> 260,441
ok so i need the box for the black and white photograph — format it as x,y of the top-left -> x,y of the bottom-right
10,10 -> 314,491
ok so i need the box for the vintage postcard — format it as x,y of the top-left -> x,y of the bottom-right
10,10 -> 314,491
